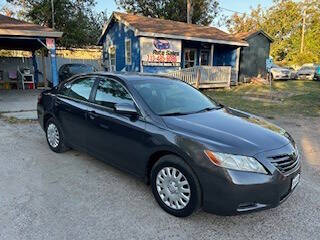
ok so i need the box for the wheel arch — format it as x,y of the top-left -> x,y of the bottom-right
43,113 -> 55,128
144,147 -> 199,187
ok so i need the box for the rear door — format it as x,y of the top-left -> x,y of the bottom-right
55,76 -> 96,149
86,77 -> 149,176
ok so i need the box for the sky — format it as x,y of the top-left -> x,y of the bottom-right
95,0 -> 275,18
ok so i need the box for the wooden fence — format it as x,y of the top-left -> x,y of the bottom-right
163,66 -> 231,89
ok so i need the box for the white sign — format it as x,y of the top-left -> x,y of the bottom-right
266,58 -> 273,72
46,38 -> 55,50
140,37 -> 181,66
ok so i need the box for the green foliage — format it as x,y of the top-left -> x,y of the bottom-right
226,0 -> 320,66
115,0 -> 219,25
6,0 -> 108,47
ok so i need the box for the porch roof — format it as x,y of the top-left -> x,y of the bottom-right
0,14 -> 63,51
98,12 -> 249,47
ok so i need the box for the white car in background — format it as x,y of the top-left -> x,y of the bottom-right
270,64 -> 291,80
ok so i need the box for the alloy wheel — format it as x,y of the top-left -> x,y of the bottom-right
47,123 -> 60,148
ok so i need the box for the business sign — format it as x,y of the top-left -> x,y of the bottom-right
46,38 -> 55,50
140,37 -> 181,67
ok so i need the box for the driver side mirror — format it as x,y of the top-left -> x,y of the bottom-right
114,102 -> 138,116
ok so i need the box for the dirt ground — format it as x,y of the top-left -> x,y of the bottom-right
0,115 -> 319,240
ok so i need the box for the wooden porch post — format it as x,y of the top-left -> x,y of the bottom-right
234,47 -> 241,85
195,67 -> 201,89
41,49 -> 48,88
210,44 -> 214,66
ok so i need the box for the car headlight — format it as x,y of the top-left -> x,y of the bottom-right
204,150 -> 268,174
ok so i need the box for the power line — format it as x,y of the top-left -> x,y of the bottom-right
219,7 -> 245,15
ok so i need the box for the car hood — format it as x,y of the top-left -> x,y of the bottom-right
271,67 -> 288,72
162,108 -> 290,156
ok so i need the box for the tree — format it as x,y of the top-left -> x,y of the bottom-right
115,0 -> 219,26
6,0 -> 108,47
225,5 -> 265,34
225,0 -> 320,65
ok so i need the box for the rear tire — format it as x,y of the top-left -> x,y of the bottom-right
45,117 -> 69,153
151,155 -> 201,217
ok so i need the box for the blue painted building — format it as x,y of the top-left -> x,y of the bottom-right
98,12 -> 248,84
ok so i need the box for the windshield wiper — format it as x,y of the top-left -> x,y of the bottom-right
193,106 -> 222,114
159,112 -> 190,116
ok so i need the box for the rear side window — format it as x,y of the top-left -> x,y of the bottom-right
60,77 -> 95,101
94,78 -> 133,108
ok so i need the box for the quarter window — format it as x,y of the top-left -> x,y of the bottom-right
125,39 -> 132,65
62,77 -> 95,101
94,78 -> 133,108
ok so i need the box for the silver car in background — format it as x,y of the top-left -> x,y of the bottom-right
270,64 -> 291,80
296,66 -> 317,80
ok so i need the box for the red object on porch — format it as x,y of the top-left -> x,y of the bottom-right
28,83 -> 34,89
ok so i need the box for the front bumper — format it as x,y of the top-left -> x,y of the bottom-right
197,144 -> 301,215
298,74 -> 314,80
273,74 -> 291,80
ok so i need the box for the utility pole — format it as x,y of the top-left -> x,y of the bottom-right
300,8 -> 306,53
187,0 -> 192,24
51,0 -> 55,29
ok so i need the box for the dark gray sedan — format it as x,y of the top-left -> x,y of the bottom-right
37,73 -> 301,217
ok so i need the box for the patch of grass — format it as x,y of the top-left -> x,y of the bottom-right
203,80 -> 320,118
0,114 -> 37,124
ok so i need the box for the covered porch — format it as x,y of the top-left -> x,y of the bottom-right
180,40 -> 242,87
0,14 -> 63,90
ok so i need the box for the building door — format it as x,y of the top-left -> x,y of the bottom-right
200,50 -> 210,66
183,48 -> 197,68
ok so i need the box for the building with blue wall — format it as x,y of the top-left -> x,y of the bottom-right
98,12 -> 249,85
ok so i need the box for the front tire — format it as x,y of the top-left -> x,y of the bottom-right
151,155 -> 201,217
45,117 -> 69,153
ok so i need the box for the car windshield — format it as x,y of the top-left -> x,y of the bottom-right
132,78 -> 220,116
300,67 -> 314,71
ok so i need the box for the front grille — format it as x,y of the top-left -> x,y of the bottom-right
269,151 -> 299,174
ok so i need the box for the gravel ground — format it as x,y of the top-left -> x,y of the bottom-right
0,116 -> 319,240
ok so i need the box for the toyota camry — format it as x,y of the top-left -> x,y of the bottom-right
37,73 -> 301,217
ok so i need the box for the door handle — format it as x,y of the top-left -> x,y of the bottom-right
88,110 -> 98,120
54,98 -> 62,106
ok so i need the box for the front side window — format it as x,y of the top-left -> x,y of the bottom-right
184,49 -> 197,68
62,77 -> 95,101
94,78 -> 133,108
125,39 -> 132,65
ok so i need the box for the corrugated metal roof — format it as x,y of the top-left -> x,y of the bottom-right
0,14 -> 63,38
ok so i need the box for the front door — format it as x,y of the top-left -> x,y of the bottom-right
86,77 -> 148,176
200,50 -> 210,66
